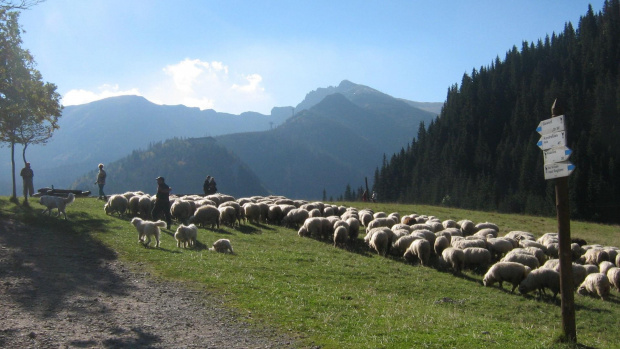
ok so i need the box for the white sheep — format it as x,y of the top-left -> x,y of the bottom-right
583,264 -> 600,275
475,222 -> 499,232
577,273 -> 611,301
501,250 -> 540,270
441,247 -> 465,274
457,219 -> 476,236
463,247 -> 492,270
267,205 -> 283,225
452,238 -> 486,250
243,202 -> 261,224
392,235 -> 419,257
138,195 -> 154,218
346,217 -> 360,241
367,217 -> 396,230
434,235 -> 450,256
128,195 -> 140,216
174,224 -> 198,248
485,237 -> 514,260
211,238 -> 234,253
607,267 -> 620,292
540,259 -> 587,288
599,261 -> 615,275
218,206 -> 238,227
582,248 -> 610,265
483,262 -> 532,293
189,205 -> 220,229
281,208 -> 309,229
518,268 -> 561,298
104,194 -> 129,216
170,200 -> 193,224
333,226 -> 348,248
404,238 -> 430,266
365,227 -> 390,256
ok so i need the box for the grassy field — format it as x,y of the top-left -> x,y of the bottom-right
1,196 -> 619,349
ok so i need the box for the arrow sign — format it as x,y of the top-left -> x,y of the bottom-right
537,115 -> 565,135
537,130 -> 567,150
543,146 -> 572,164
544,161 -> 575,180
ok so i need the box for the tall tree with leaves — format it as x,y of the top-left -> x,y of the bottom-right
0,9 -> 62,201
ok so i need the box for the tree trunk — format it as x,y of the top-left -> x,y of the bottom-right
10,141 -> 17,201
22,143 -> 28,163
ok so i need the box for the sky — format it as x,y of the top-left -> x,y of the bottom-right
16,0 -> 606,115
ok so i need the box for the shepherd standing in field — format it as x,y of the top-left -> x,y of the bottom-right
20,162 -> 34,204
96,163 -> 107,200
152,176 -> 173,229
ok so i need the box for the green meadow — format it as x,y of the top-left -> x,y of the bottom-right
1,196 -> 618,349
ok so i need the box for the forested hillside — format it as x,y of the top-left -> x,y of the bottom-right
373,1 -> 620,223
70,137 -> 268,197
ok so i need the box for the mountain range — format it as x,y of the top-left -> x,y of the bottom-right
2,80 -> 441,198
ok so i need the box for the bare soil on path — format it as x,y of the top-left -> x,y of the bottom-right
0,218 -> 303,348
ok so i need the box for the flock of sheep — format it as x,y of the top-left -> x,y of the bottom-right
102,191 -> 620,302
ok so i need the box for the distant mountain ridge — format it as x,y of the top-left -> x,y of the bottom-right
1,80 -> 441,198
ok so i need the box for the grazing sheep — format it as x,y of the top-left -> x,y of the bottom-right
457,219 -> 476,236
346,217 -> 360,241
434,235 -> 450,256
128,195 -> 140,216
607,267 -> 620,292
267,205 -> 283,225
518,268 -> 561,298
582,248 -> 610,265
463,247 -> 492,271
505,231 -> 536,241
333,226 -> 348,248
583,264 -> 600,275
131,217 -> 166,248
174,224 -> 198,248
170,200 -> 193,225
475,222 -> 499,232
367,217 -> 396,230
570,243 -> 584,261
104,194 -> 129,216
359,211 -> 374,227
577,273 -> 611,301
617,254 -> 620,268
243,202 -> 261,224
452,238 -> 486,250
211,239 -> 234,253
297,226 -> 309,237
308,208 -> 322,218
519,240 -> 547,253
392,235 -> 419,256
302,217 -> 323,239
189,205 -> 220,229
404,238 -> 431,266
365,227 -> 391,256
442,219 -> 458,229
138,195 -> 154,218
524,246 -> 546,266
219,206 -> 238,227
281,208 -> 310,229
545,243 -> 560,258
541,259 -> 587,289
483,262 -> 532,293
599,261 -> 615,275
486,238 -> 514,260
473,228 -> 497,239
501,250 -> 540,270
441,247 -> 465,274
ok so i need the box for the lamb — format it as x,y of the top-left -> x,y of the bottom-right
577,273 -> 611,300
441,247 -> 465,274
104,194 -> 129,216
518,268 -> 561,298
131,217 -> 166,248
607,267 -> 620,292
174,224 -> 198,248
243,202 -> 261,224
463,247 -> 492,271
211,239 -> 234,253
188,205 -> 220,229
403,238 -> 431,266
483,262 -> 532,293
333,226 -> 349,248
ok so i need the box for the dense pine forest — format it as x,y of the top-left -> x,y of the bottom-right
373,1 -> 620,223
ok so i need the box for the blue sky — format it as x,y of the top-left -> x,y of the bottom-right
18,0 -> 605,115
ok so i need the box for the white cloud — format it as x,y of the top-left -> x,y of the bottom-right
62,84 -> 141,106
62,59 -> 274,114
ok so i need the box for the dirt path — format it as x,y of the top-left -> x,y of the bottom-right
0,218 -> 302,348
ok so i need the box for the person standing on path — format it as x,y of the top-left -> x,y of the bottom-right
152,176 -> 173,229
20,162 -> 34,204
96,163 -> 107,200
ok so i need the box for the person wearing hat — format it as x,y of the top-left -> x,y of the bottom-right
151,176 -> 172,229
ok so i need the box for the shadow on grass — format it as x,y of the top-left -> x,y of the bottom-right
0,197 -> 162,346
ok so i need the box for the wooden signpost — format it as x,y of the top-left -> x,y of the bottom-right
537,99 -> 576,343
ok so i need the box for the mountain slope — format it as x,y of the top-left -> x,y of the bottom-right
70,137 -> 268,197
